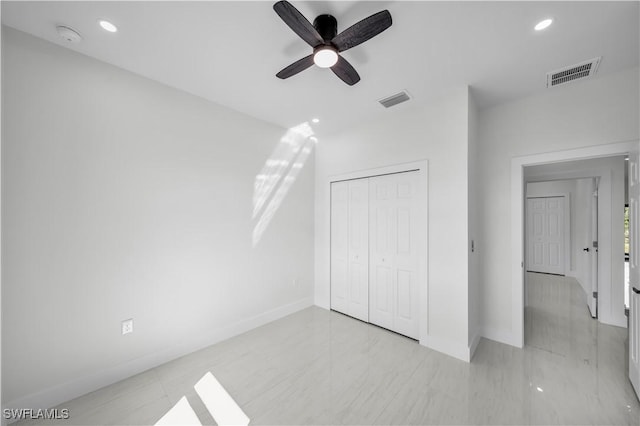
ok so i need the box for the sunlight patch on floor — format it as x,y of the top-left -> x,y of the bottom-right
155,372 -> 249,426
155,396 -> 201,426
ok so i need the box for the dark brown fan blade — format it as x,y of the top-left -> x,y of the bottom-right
331,55 -> 360,86
331,10 -> 392,52
276,54 -> 315,79
273,1 -> 324,48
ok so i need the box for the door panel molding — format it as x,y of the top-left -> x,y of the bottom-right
526,196 -> 566,275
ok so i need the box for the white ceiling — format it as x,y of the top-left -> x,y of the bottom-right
2,1 -> 638,136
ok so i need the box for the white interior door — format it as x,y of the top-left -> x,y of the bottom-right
369,176 -> 394,330
347,179 -> 369,322
527,197 -> 565,275
628,150 -> 640,399
369,172 -> 419,339
590,180 -> 598,317
330,179 -> 369,322
330,181 -> 349,315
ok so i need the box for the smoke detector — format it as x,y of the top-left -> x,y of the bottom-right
56,25 -> 82,43
378,90 -> 411,108
546,57 -> 601,88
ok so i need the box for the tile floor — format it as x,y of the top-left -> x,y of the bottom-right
14,273 -> 640,425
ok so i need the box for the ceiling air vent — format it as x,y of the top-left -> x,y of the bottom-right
378,90 -> 411,108
546,57 -> 601,88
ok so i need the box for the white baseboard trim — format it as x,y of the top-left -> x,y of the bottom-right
314,297 -> 330,310
468,332 -> 481,361
313,303 -> 330,311
481,326 -> 521,348
566,270 -> 578,279
421,334 -> 472,362
599,316 -> 628,329
3,297 -> 313,421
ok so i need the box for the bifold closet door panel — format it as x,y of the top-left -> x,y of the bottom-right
369,175 -> 395,331
347,178 -> 369,322
393,172 -> 420,338
330,181 -> 349,315
330,179 -> 369,322
369,172 -> 420,339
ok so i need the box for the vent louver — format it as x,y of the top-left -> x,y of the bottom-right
378,90 -> 411,108
546,57 -> 601,88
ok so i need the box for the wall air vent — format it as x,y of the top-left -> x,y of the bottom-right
378,90 -> 411,108
546,57 -> 601,88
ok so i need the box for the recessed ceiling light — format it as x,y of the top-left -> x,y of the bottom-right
99,20 -> 118,33
534,18 -> 553,31
312,118 -> 320,124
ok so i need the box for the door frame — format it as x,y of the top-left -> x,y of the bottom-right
510,141 -> 639,348
328,160 -> 428,343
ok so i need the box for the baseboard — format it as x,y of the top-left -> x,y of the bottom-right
565,270 -> 578,279
599,315 -> 628,329
468,332 -> 481,361
2,297 -> 313,421
421,334 -> 473,362
481,326 -> 522,348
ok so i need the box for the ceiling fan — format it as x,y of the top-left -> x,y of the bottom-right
273,1 -> 392,86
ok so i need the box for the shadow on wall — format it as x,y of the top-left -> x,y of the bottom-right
252,122 -> 317,247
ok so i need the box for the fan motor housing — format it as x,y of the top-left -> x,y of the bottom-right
313,14 -> 337,41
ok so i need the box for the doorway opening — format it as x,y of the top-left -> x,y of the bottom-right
510,141 -> 638,348
524,176 -> 600,319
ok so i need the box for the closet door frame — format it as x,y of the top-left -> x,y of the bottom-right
328,161 -> 428,343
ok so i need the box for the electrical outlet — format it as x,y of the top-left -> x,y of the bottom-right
121,318 -> 133,335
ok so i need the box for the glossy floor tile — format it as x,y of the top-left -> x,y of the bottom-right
14,273 -> 640,425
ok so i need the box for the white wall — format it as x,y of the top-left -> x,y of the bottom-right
478,67 -> 639,343
314,87 -> 472,361
2,27 -> 315,410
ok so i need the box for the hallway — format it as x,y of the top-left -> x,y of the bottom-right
524,272 -> 639,423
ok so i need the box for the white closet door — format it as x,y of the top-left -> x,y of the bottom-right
393,172 -> 420,338
369,172 -> 419,339
347,179 -> 369,322
330,179 -> 369,322
330,181 -> 349,315
369,176 -> 395,330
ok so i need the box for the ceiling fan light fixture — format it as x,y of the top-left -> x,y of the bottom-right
273,1 -> 391,85
313,47 -> 338,68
